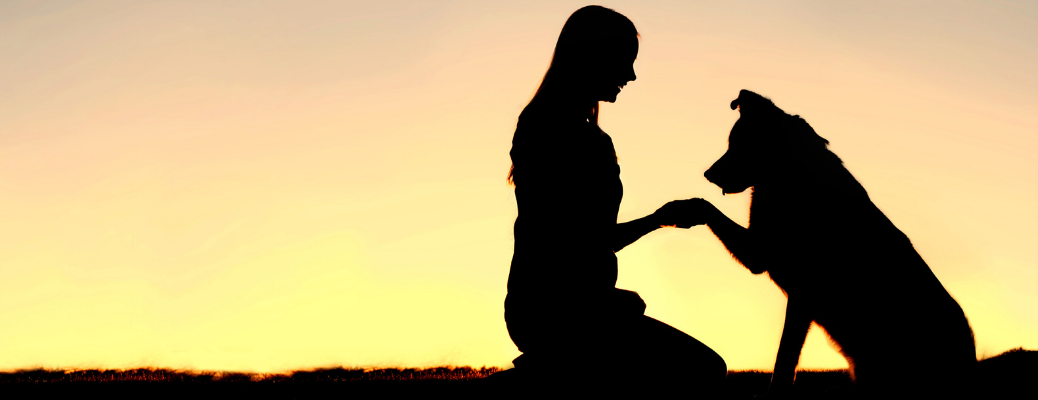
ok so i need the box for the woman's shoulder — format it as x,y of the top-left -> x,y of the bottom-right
517,103 -> 581,132
514,107 -> 581,149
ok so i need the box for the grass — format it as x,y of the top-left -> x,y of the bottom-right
0,366 -> 502,399
0,368 -> 904,399
0,349 -> 1032,399
0,366 -> 501,384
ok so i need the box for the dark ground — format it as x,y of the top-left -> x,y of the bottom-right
0,349 -> 1033,399
0,368 -> 842,399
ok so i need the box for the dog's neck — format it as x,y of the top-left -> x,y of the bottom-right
749,155 -> 867,222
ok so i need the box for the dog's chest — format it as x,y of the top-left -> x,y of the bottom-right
747,191 -> 789,235
748,191 -> 818,289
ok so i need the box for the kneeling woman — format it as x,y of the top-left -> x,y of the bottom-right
505,5 -> 726,392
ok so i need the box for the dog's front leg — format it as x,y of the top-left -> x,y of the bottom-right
691,199 -> 768,274
767,296 -> 812,398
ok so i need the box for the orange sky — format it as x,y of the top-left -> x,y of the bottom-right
1,1 -> 1036,372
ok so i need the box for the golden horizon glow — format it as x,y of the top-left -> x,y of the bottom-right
1,1 -> 1036,373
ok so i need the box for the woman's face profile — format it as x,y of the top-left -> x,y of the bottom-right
591,38 -> 638,103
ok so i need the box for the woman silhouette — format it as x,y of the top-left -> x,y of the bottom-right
504,5 -> 726,393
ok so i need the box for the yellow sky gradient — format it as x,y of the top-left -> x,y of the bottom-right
1,1 -> 1036,372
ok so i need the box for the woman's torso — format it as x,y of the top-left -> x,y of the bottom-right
506,106 -> 623,311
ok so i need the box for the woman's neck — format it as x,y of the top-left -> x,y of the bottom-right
534,86 -> 597,123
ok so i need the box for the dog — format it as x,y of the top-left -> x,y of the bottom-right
688,90 -> 977,397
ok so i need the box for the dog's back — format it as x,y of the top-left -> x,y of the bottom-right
707,90 -> 977,395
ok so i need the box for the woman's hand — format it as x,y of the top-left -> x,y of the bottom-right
652,198 -> 717,228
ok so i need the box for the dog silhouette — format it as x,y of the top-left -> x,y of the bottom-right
692,89 -> 977,397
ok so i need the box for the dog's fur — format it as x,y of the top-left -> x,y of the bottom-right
701,90 -> 977,397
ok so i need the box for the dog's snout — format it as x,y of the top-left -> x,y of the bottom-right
704,155 -> 725,185
704,152 -> 751,194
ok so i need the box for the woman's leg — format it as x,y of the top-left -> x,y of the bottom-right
590,315 -> 727,396
506,297 -> 726,396
642,316 -> 727,380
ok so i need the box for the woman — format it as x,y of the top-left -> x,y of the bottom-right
505,5 -> 726,393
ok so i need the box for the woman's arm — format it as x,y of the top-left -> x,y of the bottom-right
610,197 -> 711,253
612,213 -> 665,252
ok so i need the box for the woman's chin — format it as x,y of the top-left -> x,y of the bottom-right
596,87 -> 621,103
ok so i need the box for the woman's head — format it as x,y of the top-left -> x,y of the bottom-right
509,6 -> 635,185
535,6 -> 639,108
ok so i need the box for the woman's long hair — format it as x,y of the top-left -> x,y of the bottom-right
507,6 -> 638,184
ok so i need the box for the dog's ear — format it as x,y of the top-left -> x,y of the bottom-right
731,89 -> 772,113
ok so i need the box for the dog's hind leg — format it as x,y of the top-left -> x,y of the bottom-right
767,296 -> 812,398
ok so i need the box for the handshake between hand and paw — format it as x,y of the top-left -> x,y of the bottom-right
651,198 -> 717,229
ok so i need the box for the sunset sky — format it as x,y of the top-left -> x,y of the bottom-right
1,1 -> 1036,373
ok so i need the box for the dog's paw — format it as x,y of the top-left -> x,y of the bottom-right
653,198 -> 716,228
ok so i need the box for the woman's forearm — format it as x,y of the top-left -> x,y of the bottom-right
612,213 -> 664,253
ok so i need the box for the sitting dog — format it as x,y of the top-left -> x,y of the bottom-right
675,90 -> 978,397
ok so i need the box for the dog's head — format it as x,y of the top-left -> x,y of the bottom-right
704,89 -> 830,194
